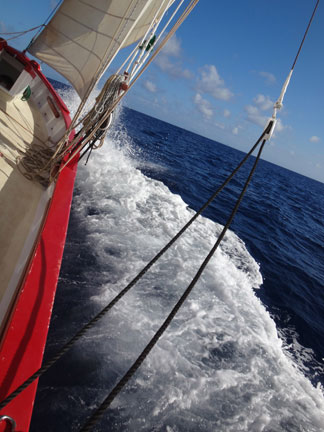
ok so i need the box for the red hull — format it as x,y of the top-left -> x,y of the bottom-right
0,48 -> 77,431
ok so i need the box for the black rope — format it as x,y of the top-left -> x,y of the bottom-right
291,0 -> 320,70
0,0 -> 319,420
79,141 -> 95,164
79,139 -> 267,432
78,115 -> 110,164
0,125 -> 269,412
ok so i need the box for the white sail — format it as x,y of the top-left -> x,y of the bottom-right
28,0 -> 173,99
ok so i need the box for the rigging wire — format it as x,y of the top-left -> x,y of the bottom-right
24,0 -> 63,51
0,25 -> 44,41
79,138 -> 268,432
0,125 -> 268,412
272,0 -> 320,120
79,2 -> 323,429
48,0 -> 199,181
49,0 -> 149,155
0,0 -> 320,426
291,0 -> 320,70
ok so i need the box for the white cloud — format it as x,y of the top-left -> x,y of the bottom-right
232,124 -> 243,135
223,109 -> 231,118
309,135 -> 320,143
259,71 -> 276,85
0,21 -> 15,33
196,65 -> 233,101
0,21 -> 6,32
245,93 -> 286,134
161,34 -> 181,57
0,21 -> 19,35
155,34 -> 192,79
155,55 -> 191,79
143,80 -> 157,93
245,104 -> 267,128
253,94 -> 274,111
275,118 -> 285,133
194,93 -> 213,119
215,122 -> 225,130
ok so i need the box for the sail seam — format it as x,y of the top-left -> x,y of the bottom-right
79,0 -> 137,21
58,11 -> 128,37
40,39 -> 86,89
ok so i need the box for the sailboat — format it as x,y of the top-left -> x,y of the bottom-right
0,1 -> 199,430
0,0 -> 321,430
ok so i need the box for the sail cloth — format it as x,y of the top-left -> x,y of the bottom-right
28,0 -> 173,99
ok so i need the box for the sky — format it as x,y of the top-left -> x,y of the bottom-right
1,0 -> 323,182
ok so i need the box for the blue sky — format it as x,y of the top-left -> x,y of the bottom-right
1,0 -> 323,182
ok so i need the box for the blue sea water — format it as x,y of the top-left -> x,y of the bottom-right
31,94 -> 324,431
123,108 -> 324,379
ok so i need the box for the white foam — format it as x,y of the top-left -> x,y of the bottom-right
61,89 -> 324,431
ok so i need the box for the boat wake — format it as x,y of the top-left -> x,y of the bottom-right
39,88 -> 324,431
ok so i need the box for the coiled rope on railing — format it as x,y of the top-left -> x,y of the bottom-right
49,0 -> 200,181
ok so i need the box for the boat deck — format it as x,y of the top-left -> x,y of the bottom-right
0,88 -> 52,333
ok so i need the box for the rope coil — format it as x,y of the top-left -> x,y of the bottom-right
46,0 -> 199,182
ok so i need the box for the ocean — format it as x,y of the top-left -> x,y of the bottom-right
30,87 -> 324,431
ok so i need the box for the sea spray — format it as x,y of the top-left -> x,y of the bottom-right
31,86 -> 324,432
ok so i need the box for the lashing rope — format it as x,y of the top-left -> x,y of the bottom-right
79,137 -> 268,432
0,25 -> 44,41
0,0 -> 62,43
0,0 -> 319,429
79,2 -> 321,426
52,74 -> 123,171
0,124 -> 270,413
48,0 -> 200,182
